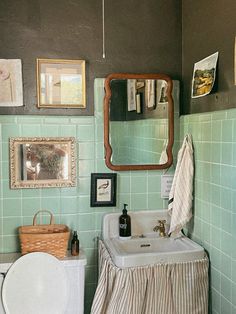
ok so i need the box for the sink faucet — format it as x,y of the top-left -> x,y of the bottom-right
153,220 -> 166,237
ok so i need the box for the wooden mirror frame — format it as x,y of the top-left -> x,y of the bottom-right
104,73 -> 174,171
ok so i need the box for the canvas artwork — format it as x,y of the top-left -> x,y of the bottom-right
0,59 -> 23,107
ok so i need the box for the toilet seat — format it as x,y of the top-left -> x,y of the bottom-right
2,252 -> 68,314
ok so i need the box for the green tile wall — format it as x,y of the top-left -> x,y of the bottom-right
181,111 -> 236,314
0,79 -> 179,313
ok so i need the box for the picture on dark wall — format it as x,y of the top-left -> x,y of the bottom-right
0,59 -> 23,107
90,173 -> 117,207
37,58 -> 86,109
191,52 -> 218,98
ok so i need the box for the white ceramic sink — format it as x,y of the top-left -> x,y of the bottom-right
102,210 -> 205,268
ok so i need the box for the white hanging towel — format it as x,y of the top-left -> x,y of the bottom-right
168,134 -> 194,235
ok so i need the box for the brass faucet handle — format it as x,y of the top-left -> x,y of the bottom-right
158,220 -> 166,227
153,225 -> 159,232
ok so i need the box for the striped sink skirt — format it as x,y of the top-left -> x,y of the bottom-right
91,240 -> 208,314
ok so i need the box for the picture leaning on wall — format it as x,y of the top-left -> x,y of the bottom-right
191,52 -> 218,98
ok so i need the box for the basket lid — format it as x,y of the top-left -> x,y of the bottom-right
2,252 -> 68,314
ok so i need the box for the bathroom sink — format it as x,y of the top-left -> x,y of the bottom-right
105,235 -> 205,268
102,210 -> 205,268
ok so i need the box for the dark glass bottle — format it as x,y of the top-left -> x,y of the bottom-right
119,204 -> 131,238
71,231 -> 80,256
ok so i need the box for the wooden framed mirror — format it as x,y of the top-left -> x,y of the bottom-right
104,73 -> 174,171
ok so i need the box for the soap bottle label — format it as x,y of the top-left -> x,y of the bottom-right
119,218 -> 131,237
119,223 -> 127,229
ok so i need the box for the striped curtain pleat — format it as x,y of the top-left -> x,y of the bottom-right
91,241 -> 208,314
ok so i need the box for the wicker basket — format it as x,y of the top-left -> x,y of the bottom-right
19,210 -> 70,259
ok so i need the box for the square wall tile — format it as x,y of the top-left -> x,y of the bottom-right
2,124 -> 21,141
77,125 -> 95,141
22,198 -> 41,216
212,120 -> 222,142
130,193 -> 147,210
131,176 -> 147,194
2,235 -> 20,253
78,214 -> 95,231
222,120 -> 233,142
61,197 -> 78,214
3,217 -> 22,235
3,198 -> 21,217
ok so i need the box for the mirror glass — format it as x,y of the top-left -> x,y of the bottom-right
104,74 -> 174,171
10,137 -> 76,189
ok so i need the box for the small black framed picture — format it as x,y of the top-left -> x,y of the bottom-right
90,173 -> 117,207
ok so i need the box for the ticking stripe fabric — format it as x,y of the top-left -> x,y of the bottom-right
168,134 -> 194,235
91,241 -> 208,314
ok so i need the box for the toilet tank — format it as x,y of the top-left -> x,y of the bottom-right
0,251 -> 87,314
62,251 -> 87,314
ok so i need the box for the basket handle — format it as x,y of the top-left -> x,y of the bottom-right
33,210 -> 55,226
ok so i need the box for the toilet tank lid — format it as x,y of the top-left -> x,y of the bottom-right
0,249 -> 87,272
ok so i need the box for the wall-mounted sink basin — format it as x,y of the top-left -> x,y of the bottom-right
102,210 -> 205,268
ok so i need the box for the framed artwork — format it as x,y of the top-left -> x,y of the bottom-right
90,173 -> 117,207
10,137 -> 76,189
0,59 -> 23,107
37,58 -> 86,108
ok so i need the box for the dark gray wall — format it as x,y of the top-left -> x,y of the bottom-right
0,0 -> 182,116
182,0 -> 236,114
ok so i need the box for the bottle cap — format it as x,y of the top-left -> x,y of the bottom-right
123,204 -> 128,214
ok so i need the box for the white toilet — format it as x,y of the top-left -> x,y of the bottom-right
0,251 -> 86,314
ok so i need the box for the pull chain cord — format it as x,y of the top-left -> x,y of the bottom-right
102,0 -> 105,59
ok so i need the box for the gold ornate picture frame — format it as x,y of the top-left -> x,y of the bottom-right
37,58 -> 86,108
10,137 -> 76,189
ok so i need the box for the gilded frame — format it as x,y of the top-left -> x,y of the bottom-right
10,137 -> 76,189
37,58 -> 86,108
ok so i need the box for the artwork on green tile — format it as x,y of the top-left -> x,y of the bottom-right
9,137 -> 76,189
90,173 -> 117,207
